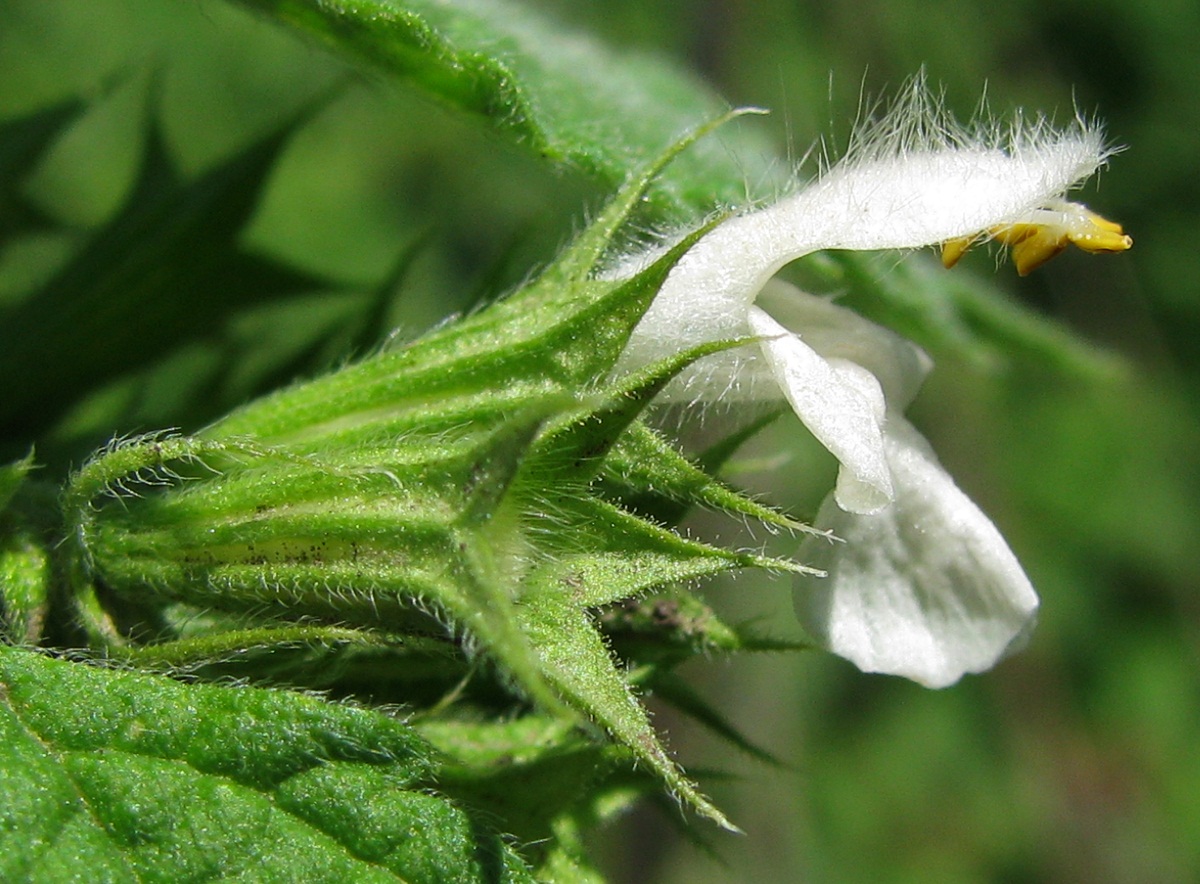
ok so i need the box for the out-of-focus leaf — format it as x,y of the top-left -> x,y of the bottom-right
0,453 -> 36,516
0,97 -> 88,246
648,670 -> 782,766
0,103 -> 331,445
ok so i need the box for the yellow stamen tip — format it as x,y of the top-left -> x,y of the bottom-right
1068,228 -> 1133,254
1066,205 -> 1133,254
1011,228 -> 1069,276
942,201 -> 1133,275
941,236 -> 975,268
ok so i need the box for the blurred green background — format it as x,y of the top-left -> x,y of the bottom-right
2,0 -> 1197,881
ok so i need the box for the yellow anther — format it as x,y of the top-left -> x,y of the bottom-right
1065,206 -> 1133,254
1008,226 -> 1069,276
940,236 -> 976,269
1070,205 -> 1126,234
990,223 -> 1043,248
941,201 -> 1131,275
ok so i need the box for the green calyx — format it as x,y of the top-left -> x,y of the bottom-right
58,112 -> 806,830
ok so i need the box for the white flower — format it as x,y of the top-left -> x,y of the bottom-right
611,80 -> 1130,687
754,283 -> 1039,687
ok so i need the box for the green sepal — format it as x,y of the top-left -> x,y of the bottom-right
74,421 -> 575,716
104,624 -> 397,670
520,336 -> 752,490
516,589 -> 739,831
540,107 -> 761,287
521,494 -> 807,601
116,618 -> 481,708
601,419 -> 816,533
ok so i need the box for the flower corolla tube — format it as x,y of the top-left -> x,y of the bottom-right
611,82 -> 1131,688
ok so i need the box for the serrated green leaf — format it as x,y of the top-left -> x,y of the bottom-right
274,764 -> 535,882
1,649 -> 434,789
0,646 -> 533,883
0,100 -> 330,443
60,752 -> 403,884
